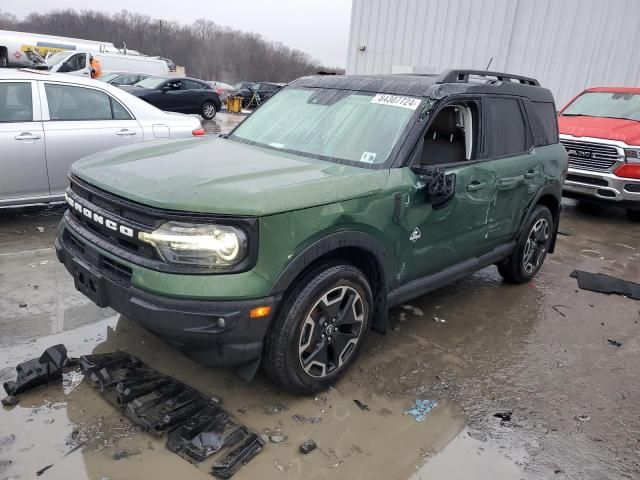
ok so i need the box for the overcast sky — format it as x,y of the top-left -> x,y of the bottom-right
3,0 -> 353,67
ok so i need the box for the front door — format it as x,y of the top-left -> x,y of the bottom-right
40,82 -> 143,196
0,80 -> 48,203
396,101 -> 496,283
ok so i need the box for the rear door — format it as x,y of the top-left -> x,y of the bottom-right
481,96 -> 542,246
40,82 -> 143,196
0,80 -> 48,202
181,79 -> 207,112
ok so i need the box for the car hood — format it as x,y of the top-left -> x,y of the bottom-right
558,115 -> 640,146
70,137 -> 389,216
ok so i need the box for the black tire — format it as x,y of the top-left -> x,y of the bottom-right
263,262 -> 372,395
498,205 -> 554,284
626,209 -> 640,222
201,101 -> 217,120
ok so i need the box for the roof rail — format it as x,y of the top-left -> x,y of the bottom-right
437,69 -> 540,86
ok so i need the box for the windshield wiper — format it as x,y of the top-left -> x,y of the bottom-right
600,116 -> 640,123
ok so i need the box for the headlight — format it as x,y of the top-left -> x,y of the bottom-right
624,148 -> 640,163
138,222 -> 248,268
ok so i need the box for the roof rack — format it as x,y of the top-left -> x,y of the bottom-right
437,69 -> 540,86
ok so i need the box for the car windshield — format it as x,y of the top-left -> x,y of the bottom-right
46,51 -> 71,67
562,92 -> 640,121
134,77 -> 166,89
97,72 -> 120,83
230,87 -> 421,166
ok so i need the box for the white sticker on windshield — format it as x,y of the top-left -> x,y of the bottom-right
371,94 -> 420,110
360,151 -> 377,163
269,142 -> 285,149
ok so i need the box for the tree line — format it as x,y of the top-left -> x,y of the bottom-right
0,9 -> 343,82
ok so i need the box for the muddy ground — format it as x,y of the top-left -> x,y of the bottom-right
1,113 -> 639,480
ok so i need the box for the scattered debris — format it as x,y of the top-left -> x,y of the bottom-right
78,352 -> 263,477
493,412 -> 513,422
44,417 -> 55,425
398,312 -> 407,322
0,459 -> 13,474
405,400 -> 438,422
299,439 -> 317,454
62,369 -> 84,394
3,344 -> 69,396
552,305 -> 569,317
0,434 -> 15,449
1,396 -> 19,407
291,414 -> 306,424
570,270 -> 640,300
401,305 -> 424,316
573,414 -> 590,423
19,303 -> 27,308
607,339 -> 622,347
264,403 -> 288,415
35,464 -> 53,476
273,460 -> 288,472
36,226 -> 45,233
113,448 -> 141,460
433,316 -> 446,323
353,399 -> 370,411
308,417 -> 321,424
557,230 -> 572,236
269,434 -> 287,444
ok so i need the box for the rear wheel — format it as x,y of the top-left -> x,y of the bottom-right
201,101 -> 217,120
626,209 -> 640,222
263,263 -> 372,395
498,205 -> 553,284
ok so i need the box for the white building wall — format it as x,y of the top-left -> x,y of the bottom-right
346,0 -> 640,106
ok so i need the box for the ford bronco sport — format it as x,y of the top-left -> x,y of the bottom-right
56,69 -> 567,394
558,87 -> 640,221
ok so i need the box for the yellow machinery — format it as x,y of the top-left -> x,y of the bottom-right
226,96 -> 243,113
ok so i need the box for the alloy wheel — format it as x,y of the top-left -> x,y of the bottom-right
298,285 -> 365,378
522,218 -> 550,273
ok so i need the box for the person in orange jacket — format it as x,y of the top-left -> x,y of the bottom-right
90,55 -> 102,79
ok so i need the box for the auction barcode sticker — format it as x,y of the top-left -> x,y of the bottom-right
371,94 -> 421,110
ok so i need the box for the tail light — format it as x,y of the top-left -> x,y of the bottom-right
215,87 -> 223,95
192,128 -> 205,136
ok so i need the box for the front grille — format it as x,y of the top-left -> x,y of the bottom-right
561,139 -> 620,172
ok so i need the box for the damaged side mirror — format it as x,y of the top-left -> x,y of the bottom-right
411,166 -> 457,209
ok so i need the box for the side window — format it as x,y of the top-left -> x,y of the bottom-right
181,80 -> 202,90
533,101 -> 559,144
111,98 -> 132,120
45,84 -> 123,121
483,97 -> 529,157
418,102 -> 479,166
0,82 -> 33,122
60,54 -> 86,72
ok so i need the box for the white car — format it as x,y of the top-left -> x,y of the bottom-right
0,69 -> 204,208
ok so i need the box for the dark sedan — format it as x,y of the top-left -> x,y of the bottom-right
234,82 -> 284,108
123,77 -> 222,119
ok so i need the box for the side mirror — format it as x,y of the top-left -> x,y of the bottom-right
161,85 -> 171,92
411,166 -> 456,209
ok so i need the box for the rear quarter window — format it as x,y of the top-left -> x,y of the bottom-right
530,101 -> 559,145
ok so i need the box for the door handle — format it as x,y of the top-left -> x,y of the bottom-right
467,181 -> 486,192
116,129 -> 137,137
15,132 -> 42,141
524,169 -> 538,179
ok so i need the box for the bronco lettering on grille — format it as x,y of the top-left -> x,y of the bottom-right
67,195 -> 135,238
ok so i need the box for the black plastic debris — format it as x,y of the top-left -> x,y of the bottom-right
211,433 -> 264,479
353,399 -> 370,411
571,270 -> 640,300
607,339 -> 622,347
1,395 -> 19,407
493,412 -> 512,422
78,352 -> 262,478
299,439 -> 317,454
3,344 -> 69,396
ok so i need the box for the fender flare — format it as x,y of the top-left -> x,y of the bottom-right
519,184 -> 562,253
268,230 -> 392,297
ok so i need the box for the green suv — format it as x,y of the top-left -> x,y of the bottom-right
56,69 -> 567,394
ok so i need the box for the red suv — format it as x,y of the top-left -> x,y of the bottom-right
558,87 -> 640,220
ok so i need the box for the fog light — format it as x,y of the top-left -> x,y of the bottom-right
250,306 -> 272,319
216,317 -> 226,328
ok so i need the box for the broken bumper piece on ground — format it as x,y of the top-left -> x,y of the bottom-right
3,344 -> 70,396
78,352 -> 263,478
570,270 -> 640,300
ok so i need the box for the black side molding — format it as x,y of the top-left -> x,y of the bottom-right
388,242 -> 515,307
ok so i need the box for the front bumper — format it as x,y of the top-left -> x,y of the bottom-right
563,167 -> 640,207
55,218 -> 278,368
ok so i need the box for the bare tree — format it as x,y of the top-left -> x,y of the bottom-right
2,9 -> 344,82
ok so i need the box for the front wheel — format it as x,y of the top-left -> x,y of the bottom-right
263,263 -> 372,395
201,101 -> 217,120
498,205 -> 553,284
